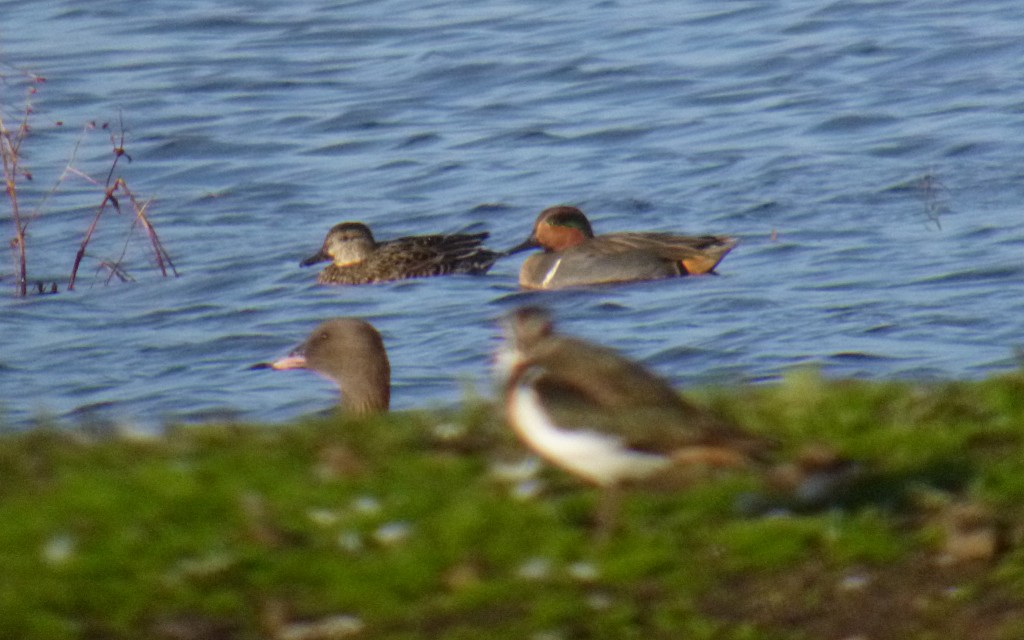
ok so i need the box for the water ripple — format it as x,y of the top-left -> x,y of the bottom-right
1,0 -> 1023,427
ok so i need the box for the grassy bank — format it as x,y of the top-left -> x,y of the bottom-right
2,371 -> 1024,640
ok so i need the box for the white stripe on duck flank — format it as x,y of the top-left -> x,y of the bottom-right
540,257 -> 563,289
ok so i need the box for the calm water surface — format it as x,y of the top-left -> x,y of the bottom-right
2,0 -> 1023,428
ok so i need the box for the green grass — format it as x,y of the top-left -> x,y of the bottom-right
2,372 -> 1024,639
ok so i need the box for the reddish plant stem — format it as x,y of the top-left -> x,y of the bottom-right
1,111 -> 30,297
126,191 -> 177,278
68,180 -> 121,291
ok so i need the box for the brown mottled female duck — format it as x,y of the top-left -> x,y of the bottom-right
507,206 -> 737,289
301,221 -> 500,285
252,318 -> 390,415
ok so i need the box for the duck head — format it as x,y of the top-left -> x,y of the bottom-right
253,317 -> 390,415
301,222 -> 378,268
507,206 -> 595,254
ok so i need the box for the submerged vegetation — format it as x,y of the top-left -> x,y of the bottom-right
2,371 -> 1024,639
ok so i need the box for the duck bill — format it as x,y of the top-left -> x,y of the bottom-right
267,353 -> 308,370
505,235 -> 539,255
299,249 -> 330,267
249,341 -> 309,371
248,353 -> 307,370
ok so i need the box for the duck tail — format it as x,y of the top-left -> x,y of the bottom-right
680,237 -> 738,275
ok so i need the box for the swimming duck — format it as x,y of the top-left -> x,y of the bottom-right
301,221 -> 500,285
497,306 -> 772,491
507,206 -> 737,289
252,318 -> 390,415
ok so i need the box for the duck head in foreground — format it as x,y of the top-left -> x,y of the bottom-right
506,206 -> 738,289
252,318 -> 390,415
301,221 -> 500,285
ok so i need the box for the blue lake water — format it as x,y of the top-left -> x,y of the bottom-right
2,0 -> 1023,428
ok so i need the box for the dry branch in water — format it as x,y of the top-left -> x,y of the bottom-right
0,71 -> 40,297
68,176 -> 178,291
2,71 -> 176,296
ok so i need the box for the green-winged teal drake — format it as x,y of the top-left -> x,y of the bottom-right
507,206 -> 738,289
252,318 -> 390,415
301,221 -> 500,285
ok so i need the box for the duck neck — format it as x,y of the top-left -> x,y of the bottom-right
339,365 -> 390,415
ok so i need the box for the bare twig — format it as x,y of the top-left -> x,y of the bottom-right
68,178 -> 122,291
69,178 -> 177,290
0,81 -> 37,297
4,79 -> 174,296
91,115 -> 175,282
107,193 -> 178,283
104,111 -> 132,188
126,192 -> 177,278
97,260 -> 135,284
